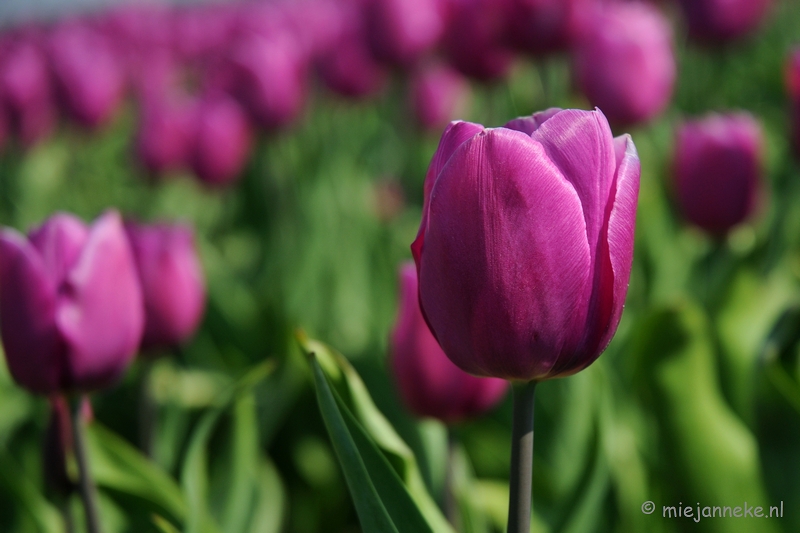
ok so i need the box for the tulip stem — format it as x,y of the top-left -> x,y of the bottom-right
70,396 -> 102,533
139,359 -> 156,457
443,428 -> 459,529
507,380 -> 536,533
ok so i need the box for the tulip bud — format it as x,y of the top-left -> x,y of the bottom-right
787,47 -> 800,158
412,108 -> 640,381
442,0 -> 515,82
189,94 -> 252,187
363,0 -> 446,67
0,38 -> 56,147
223,33 -> 307,130
48,23 -> 125,129
391,263 -> 508,422
409,64 -> 470,131
135,94 -> 195,176
573,2 -> 675,127
672,112 -> 763,235
504,0 -> 597,56
0,211 -> 144,394
124,221 -> 205,351
677,0 -> 771,43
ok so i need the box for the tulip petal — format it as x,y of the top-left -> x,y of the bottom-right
55,211 -> 144,391
503,107 -> 562,136
0,229 -> 64,393
28,212 -> 90,284
412,120 -> 483,267
419,128 -> 592,380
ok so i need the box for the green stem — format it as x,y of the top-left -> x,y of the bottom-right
443,428 -> 458,529
70,396 -> 102,533
507,380 -> 537,533
139,358 -> 156,457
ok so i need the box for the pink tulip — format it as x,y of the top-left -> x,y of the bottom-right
673,112 -> 763,235
677,0 -> 772,43
412,108 -> 640,381
391,263 -> 508,422
573,2 -> 675,127
363,0 -> 446,67
0,211 -> 144,394
125,221 -> 205,351
409,63 -> 470,131
189,94 -> 252,187
135,94 -> 196,175
504,0 -> 597,56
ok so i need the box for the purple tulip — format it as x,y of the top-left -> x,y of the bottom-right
391,263 -> 508,422
0,38 -> 56,147
135,94 -> 195,175
673,112 -> 763,235
677,0 -> 771,43
124,221 -> 205,351
222,33 -> 307,130
504,0 -> 598,56
409,63 -> 470,131
573,2 -> 675,127
0,211 -> 144,394
441,0 -> 515,82
411,108 -> 640,381
787,48 -> 800,158
189,93 -> 252,187
48,23 -> 126,129
363,0 -> 446,67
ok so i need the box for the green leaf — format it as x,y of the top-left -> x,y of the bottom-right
247,457 -> 287,533
300,335 -> 455,533
0,451 -> 62,533
310,354 -> 400,533
86,423 -> 187,525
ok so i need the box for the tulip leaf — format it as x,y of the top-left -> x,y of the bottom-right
247,457 -> 287,533
0,451 -> 62,533
300,334 -> 455,533
181,360 -> 276,533
86,423 -> 187,526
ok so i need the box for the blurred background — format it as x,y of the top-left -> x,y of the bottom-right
0,0 -> 799,532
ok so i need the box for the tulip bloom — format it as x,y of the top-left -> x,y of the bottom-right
189,94 -> 252,187
573,2 -> 675,127
672,112 -> 763,235
409,64 -> 471,131
391,263 -> 508,423
504,0 -> 597,56
135,94 -> 195,175
787,48 -> 800,158
677,0 -> 771,43
412,108 -> 640,381
125,221 -> 205,351
0,211 -> 144,394
364,0 -> 446,67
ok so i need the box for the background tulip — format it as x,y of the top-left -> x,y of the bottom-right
135,93 -> 195,176
677,0 -> 772,43
390,262 -> 508,423
672,112 -> 763,235
189,93 -> 252,187
363,0 -> 446,68
48,23 -> 125,129
412,108 -> 640,381
572,2 -> 675,127
409,63 -> 470,131
787,47 -> 800,157
504,0 -> 597,56
125,221 -> 205,351
0,211 -> 144,394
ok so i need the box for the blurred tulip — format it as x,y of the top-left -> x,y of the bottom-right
364,0 -> 446,67
673,112 -> 763,235
677,0 -> 771,43
48,23 -> 125,129
0,38 -> 56,146
409,63 -> 470,131
223,33 -> 307,130
125,221 -> 205,351
787,47 -> 800,157
573,2 -> 675,127
412,108 -> 640,381
504,0 -> 597,56
171,4 -> 238,62
189,94 -> 252,187
0,211 -> 144,394
316,1 -> 388,99
135,94 -> 195,175
391,263 -> 508,422
442,0 -> 515,81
